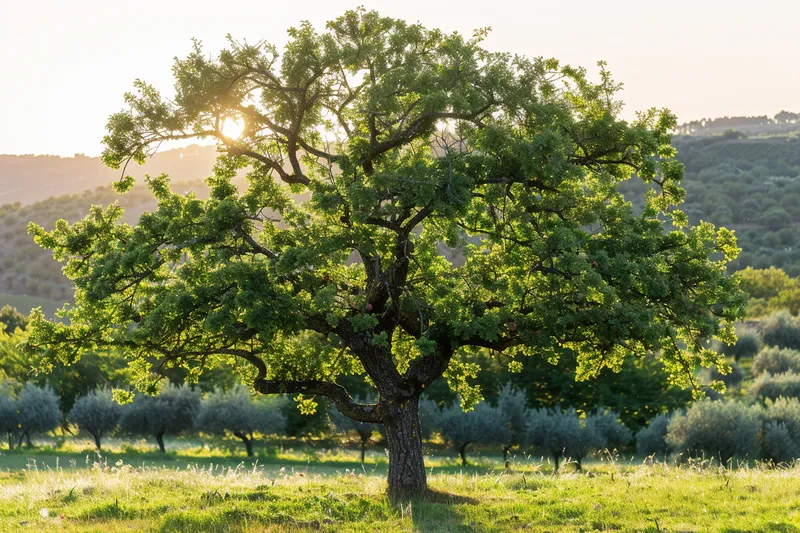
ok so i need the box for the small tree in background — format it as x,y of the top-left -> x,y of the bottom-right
752,346 -> 800,377
636,413 -> 673,457
68,389 -> 121,451
438,401 -> 511,466
0,390 -> 17,450
760,311 -> 800,351
0,305 -> 28,333
761,397 -> 800,463
497,385 -> 529,463
12,383 -> 61,448
584,411 -> 633,455
120,384 -> 200,452
329,394 -> 380,463
751,372 -> 800,401
666,400 -> 761,466
525,408 -> 582,471
196,386 -> 287,457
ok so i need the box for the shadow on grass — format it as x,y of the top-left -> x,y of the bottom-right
409,490 -> 478,532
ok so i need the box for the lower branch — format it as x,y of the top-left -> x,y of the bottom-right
253,378 -> 382,423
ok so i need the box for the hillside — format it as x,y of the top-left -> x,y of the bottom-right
1,133 -> 800,308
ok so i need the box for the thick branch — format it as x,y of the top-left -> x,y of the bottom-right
253,378 -> 382,423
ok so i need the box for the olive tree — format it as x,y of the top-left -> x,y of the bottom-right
497,384 -> 529,462
69,388 -> 121,450
23,8 -> 744,500
636,413 -> 672,457
120,384 -> 200,452
437,401 -> 511,466
11,383 -> 62,449
0,391 -> 17,450
196,386 -> 287,457
751,371 -> 800,401
761,397 -> 800,463
751,346 -> 800,377
665,400 -> 761,466
525,407 -> 582,471
329,394 -> 379,463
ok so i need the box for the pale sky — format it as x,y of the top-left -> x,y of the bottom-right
1,0 -> 798,156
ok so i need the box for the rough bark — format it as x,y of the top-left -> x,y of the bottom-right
155,432 -> 166,453
382,396 -> 427,502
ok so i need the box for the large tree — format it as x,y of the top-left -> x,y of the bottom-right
24,9 -> 744,500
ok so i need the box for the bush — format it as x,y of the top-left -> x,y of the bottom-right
761,397 -> 800,463
0,391 -> 17,449
525,407 -> 582,471
196,386 -> 287,457
699,361 -> 744,387
437,401 -> 511,466
120,384 -> 201,452
328,394 -> 379,463
585,411 -> 633,454
752,346 -> 800,376
497,385 -> 529,461
69,389 -> 121,450
760,311 -> 800,350
636,413 -> 672,457
666,400 -> 761,465
715,330 -> 761,361
751,371 -> 800,401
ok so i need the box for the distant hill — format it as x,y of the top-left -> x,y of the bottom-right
1,133 -> 800,306
0,144 -> 219,205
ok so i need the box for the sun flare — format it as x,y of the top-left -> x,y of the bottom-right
220,117 -> 245,140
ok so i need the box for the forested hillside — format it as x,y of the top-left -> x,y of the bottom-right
1,132 -> 799,307
619,133 -> 800,275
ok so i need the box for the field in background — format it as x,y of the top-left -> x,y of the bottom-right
1,442 -> 799,532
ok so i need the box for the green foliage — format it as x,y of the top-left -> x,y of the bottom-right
635,413 -> 672,457
497,384 -> 528,453
750,371 -> 800,401
584,411 -> 633,453
712,328 -> 761,361
0,305 -> 28,332
525,407 -> 582,469
2,383 -> 63,449
665,400 -> 761,464
738,267 -> 800,317
196,386 -> 287,456
699,360 -> 744,388
68,388 -> 121,450
120,384 -> 201,451
759,311 -> 800,350
751,346 -> 800,376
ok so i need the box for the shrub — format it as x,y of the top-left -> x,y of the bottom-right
525,407 -> 582,471
497,384 -> 529,461
760,311 -> 800,350
699,361 -> 744,387
751,371 -> 800,401
715,330 -> 761,361
585,411 -> 633,454
69,389 -> 121,450
666,400 -> 761,465
636,413 -> 672,457
120,384 -> 201,452
0,391 -> 17,449
761,421 -> 799,464
437,401 -> 511,466
328,395 -> 380,463
196,386 -> 287,457
752,346 -> 800,376
761,397 -> 800,463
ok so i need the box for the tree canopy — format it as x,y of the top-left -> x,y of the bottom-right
23,8 -> 744,499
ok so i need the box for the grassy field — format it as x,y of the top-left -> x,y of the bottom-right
1,442 -> 799,532
0,292 -> 63,318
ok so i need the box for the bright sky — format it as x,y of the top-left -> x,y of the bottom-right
2,0 -> 798,156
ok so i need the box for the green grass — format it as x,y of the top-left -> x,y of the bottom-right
1,444 -> 799,532
0,292 -> 63,318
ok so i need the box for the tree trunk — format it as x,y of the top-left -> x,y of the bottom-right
553,452 -> 560,472
155,432 -> 166,453
7,432 -> 13,451
360,437 -> 367,464
503,445 -> 511,463
92,432 -> 102,451
234,432 -> 254,457
382,396 -> 427,502
459,442 -> 472,467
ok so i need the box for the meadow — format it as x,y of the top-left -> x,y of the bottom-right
1,439 -> 799,532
